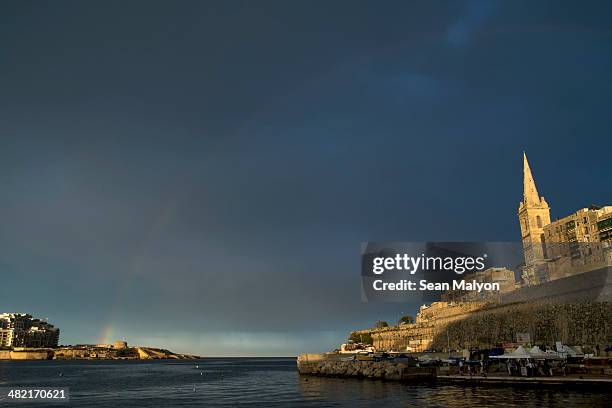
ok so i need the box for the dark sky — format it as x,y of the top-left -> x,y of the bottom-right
1,1 -> 611,356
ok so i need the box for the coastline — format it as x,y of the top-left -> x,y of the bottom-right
0,346 -> 200,361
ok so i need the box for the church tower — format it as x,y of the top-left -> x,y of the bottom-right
518,152 -> 551,284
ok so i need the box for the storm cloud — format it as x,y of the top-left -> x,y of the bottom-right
1,1 -> 611,355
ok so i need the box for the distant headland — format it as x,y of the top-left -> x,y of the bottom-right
1,312 -> 200,360
0,343 -> 200,361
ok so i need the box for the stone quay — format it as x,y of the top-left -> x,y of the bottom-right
297,353 -> 436,381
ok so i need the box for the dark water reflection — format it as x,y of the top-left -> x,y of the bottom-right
299,375 -> 608,407
0,358 -> 606,407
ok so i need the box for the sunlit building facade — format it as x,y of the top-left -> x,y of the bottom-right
519,153 -> 612,284
0,313 -> 60,348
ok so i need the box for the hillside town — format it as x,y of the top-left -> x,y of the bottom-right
298,153 -> 611,384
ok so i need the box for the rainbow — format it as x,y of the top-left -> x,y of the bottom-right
99,324 -> 114,345
97,201 -> 179,345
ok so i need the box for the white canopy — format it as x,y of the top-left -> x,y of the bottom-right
490,345 -> 530,359
508,345 -> 531,359
557,344 -> 582,357
529,346 -> 547,357
529,346 -> 563,359
491,345 -> 563,360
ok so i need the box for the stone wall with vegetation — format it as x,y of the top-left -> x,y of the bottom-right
352,302 -> 612,352
432,302 -> 612,351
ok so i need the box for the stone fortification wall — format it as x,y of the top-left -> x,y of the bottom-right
0,350 -> 52,360
352,301 -> 490,351
431,301 -> 611,350
352,302 -> 612,352
416,302 -> 487,324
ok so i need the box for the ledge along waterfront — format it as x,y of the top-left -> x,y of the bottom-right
296,353 -> 612,388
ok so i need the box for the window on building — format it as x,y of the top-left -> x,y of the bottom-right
536,215 -> 542,228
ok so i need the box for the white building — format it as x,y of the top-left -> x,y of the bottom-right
0,313 -> 60,348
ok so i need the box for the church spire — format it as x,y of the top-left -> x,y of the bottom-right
523,152 -> 541,206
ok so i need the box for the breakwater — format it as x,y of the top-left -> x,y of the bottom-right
297,354 -> 435,381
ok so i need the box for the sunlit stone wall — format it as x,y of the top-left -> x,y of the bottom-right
352,302 -> 612,353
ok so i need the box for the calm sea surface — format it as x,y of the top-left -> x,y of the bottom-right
0,358 -> 607,407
